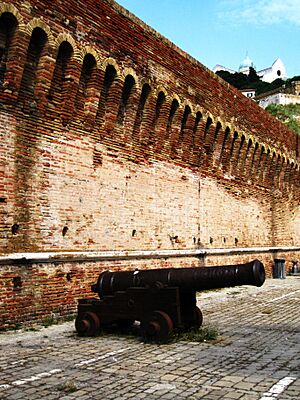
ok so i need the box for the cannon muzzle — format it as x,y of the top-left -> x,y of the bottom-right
92,259 -> 265,297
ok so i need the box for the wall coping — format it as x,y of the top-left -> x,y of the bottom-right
0,246 -> 299,265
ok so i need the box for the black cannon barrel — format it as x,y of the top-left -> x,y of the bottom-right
92,259 -> 265,297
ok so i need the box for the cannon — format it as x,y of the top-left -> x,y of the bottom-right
75,259 -> 265,342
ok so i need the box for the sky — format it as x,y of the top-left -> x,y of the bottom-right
116,0 -> 300,78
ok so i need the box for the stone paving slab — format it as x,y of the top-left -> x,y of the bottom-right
0,276 -> 299,399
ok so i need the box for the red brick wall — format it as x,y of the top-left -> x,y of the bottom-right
0,0 -> 299,327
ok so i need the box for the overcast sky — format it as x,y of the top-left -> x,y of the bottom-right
116,0 -> 300,78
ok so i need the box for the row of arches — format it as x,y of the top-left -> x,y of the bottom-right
0,7 -> 299,192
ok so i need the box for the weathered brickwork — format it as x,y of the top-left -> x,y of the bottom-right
0,0 -> 299,327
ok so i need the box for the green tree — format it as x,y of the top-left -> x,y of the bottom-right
216,69 -> 285,95
248,67 -> 260,84
266,104 -> 300,136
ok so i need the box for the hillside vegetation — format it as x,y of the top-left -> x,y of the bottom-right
216,67 -> 284,95
266,103 -> 300,136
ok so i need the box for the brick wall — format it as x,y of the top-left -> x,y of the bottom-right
0,0 -> 299,327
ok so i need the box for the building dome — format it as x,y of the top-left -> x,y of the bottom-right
239,55 -> 254,70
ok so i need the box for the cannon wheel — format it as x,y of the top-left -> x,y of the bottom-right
75,311 -> 100,336
183,306 -> 203,330
141,311 -> 173,342
192,306 -> 203,329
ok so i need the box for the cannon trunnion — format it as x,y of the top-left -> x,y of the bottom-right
75,259 -> 265,342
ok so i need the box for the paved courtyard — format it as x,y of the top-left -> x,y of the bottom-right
0,276 -> 299,400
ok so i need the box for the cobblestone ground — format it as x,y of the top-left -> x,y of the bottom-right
0,276 -> 299,400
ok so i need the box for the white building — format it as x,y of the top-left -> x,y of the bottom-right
240,88 -> 256,99
255,81 -> 300,108
257,58 -> 287,83
213,56 -> 287,83
257,93 -> 300,108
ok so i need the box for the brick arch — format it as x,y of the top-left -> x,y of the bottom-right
219,126 -> 231,165
280,157 -> 291,190
189,109 -> 203,165
122,67 -> 139,89
47,40 -> 74,112
116,73 -> 137,126
133,79 -> 156,147
0,2 -> 23,25
202,111 -> 214,124
96,60 -> 119,126
55,33 -> 79,61
80,46 -> 102,68
275,154 -> 285,189
96,62 -> 118,127
181,100 -> 193,114
242,133 -> 251,144
267,150 -> 278,183
180,103 -> 192,127
261,147 -> 272,182
210,120 -> 223,157
271,150 -> 277,162
202,114 -> 214,144
100,64 -> 128,135
247,134 -> 255,144
272,153 -> 282,188
0,11 -> 19,84
224,122 -> 233,133
168,96 -> 181,118
203,114 -> 213,133
132,81 -> 152,141
113,72 -> 140,143
154,85 -> 168,99
274,153 -> 282,177
233,133 -> 247,175
288,157 -> 295,165
258,144 -> 266,164
199,115 -> 218,168
255,144 -> 267,179
240,136 -> 254,176
140,76 -> 151,85
81,53 -> 98,74
283,158 -> 295,189
102,57 -> 120,75
169,92 -> 181,107
75,52 -> 98,118
149,90 -> 169,150
192,105 -> 203,116
151,89 -> 167,132
18,25 -> 49,109
161,96 -> 181,155
266,146 -> 272,157
23,18 -> 54,47
177,103 -> 193,160
225,130 -> 239,173
215,117 -> 225,129
247,141 -> 259,175
194,108 -> 204,125
289,160 -> 296,186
